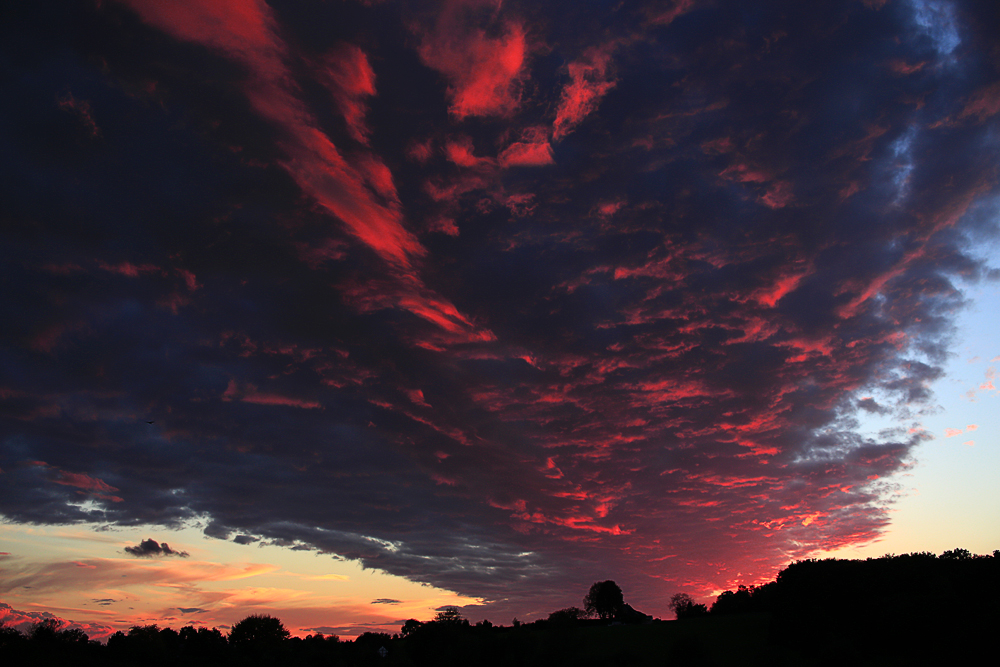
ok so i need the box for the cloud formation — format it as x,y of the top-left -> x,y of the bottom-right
0,602 -> 116,641
416,0 -> 529,119
124,539 -> 190,559
2,0 -> 999,622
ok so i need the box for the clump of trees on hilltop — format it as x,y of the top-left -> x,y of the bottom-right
702,548 -> 1000,664
2,548 -> 998,666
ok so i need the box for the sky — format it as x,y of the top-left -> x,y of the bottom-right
2,0 -> 1000,641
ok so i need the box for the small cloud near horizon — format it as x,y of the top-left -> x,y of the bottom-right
123,539 -> 190,558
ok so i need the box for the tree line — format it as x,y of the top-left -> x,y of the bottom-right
3,548 -> 997,666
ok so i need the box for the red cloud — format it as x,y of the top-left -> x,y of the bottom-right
701,137 -> 735,154
719,163 -> 769,183
885,58 -> 926,75
222,379 -> 322,410
957,81 -> 1000,123
594,199 -> 626,217
498,126 -> 554,167
317,43 -> 377,144
752,265 -> 813,308
57,92 -> 101,137
54,471 -> 119,495
758,180 -> 794,209
499,140 -> 554,167
644,0 -> 696,27
118,0 -> 497,348
30,462 -> 124,503
0,603 -> 116,642
117,0 -> 280,63
339,275 -> 495,347
97,261 -> 160,277
117,0 -> 424,271
416,0 -> 527,119
445,135 -> 494,168
426,216 -> 460,236
406,138 -> 434,163
553,45 -> 617,140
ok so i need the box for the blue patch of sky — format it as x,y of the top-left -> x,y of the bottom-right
909,0 -> 961,58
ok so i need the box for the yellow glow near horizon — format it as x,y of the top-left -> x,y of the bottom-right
0,521 -> 482,638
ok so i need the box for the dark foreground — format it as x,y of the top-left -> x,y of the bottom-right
3,549 -> 997,666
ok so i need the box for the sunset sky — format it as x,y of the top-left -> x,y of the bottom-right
2,0 -> 1000,641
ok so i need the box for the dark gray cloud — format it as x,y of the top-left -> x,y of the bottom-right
123,539 -> 189,559
1,0 -> 999,621
371,599 -> 402,605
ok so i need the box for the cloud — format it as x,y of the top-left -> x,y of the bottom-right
124,539 -> 190,558
370,598 -> 402,605
317,43 -> 377,145
0,558 -> 279,597
415,0 -> 528,119
2,0 -> 1000,625
112,0 -> 492,351
498,140 -> 554,168
0,602 -> 116,641
553,44 -> 618,140
643,0 -> 697,27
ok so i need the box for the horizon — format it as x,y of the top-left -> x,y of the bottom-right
3,545 -> 994,642
3,0 -> 1000,641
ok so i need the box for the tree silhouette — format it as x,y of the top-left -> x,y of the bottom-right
547,607 -> 584,625
228,614 -> 290,648
669,593 -> 708,619
434,607 -> 467,625
584,580 -> 625,620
